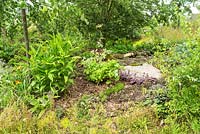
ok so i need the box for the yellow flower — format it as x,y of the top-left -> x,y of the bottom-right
17,66 -> 22,70
15,80 -> 21,85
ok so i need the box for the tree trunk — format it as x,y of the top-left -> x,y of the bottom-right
21,9 -> 30,59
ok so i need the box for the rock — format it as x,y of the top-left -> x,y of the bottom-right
120,63 -> 162,84
0,59 -> 11,81
112,54 -> 124,59
123,53 -> 136,58
149,84 -> 166,90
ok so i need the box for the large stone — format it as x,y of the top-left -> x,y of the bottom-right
120,63 -> 162,84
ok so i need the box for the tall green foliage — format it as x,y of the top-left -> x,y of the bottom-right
153,39 -> 200,132
28,34 -> 80,95
167,41 -> 200,131
153,0 -> 200,27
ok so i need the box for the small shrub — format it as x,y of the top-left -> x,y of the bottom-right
0,39 -> 23,63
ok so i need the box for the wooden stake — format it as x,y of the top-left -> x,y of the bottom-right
21,9 -> 30,59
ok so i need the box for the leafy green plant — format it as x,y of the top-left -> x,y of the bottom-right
82,56 -> 120,83
19,34 -> 80,113
28,34 -> 80,96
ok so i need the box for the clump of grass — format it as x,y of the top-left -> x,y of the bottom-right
153,26 -> 188,43
0,102 -> 64,133
0,98 -> 194,133
116,106 -> 159,133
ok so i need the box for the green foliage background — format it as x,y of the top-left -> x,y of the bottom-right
0,0 -> 200,133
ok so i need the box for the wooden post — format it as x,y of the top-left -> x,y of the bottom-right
0,1 -> 6,44
21,8 -> 30,59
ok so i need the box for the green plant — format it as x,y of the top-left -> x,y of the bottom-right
99,82 -> 124,102
82,56 -> 120,83
0,102 -> 64,133
106,38 -> 135,54
28,34 -> 80,96
167,45 -> 200,131
0,39 -> 23,63
152,39 -> 200,133
21,34 -> 80,113
143,87 -> 170,119
76,95 -> 93,119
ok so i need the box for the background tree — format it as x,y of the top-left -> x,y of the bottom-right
0,0 -> 21,40
72,0 -> 160,41
154,0 -> 200,27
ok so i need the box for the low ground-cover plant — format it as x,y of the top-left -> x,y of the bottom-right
99,82 -> 125,102
76,95 -> 93,119
82,56 -> 120,83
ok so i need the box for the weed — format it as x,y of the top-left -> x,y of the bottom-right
99,82 -> 125,102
